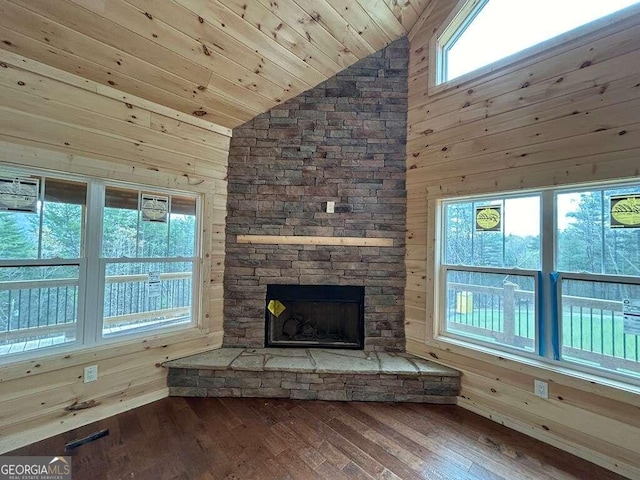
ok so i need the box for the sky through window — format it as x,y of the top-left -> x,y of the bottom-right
445,0 -> 639,81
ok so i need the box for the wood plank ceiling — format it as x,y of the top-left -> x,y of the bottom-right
0,0 -> 439,128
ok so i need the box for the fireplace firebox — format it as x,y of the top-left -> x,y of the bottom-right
265,285 -> 364,349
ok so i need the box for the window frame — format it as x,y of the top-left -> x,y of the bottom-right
98,180 -> 201,342
438,265 -> 542,360
435,178 -> 640,387
438,190 -> 544,362
428,0 -> 640,94
433,0 -> 489,86
0,166 -> 203,365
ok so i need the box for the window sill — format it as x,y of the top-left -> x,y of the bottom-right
429,334 -> 640,400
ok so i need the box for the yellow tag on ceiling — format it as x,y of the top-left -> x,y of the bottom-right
267,300 -> 286,317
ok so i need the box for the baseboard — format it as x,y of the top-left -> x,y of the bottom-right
457,397 -> 638,479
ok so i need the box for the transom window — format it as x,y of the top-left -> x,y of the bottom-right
0,167 -> 200,362
436,0 -> 639,84
439,180 -> 640,384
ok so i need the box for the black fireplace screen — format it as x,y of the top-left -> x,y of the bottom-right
265,285 -> 364,349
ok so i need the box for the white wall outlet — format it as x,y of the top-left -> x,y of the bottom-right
84,365 -> 98,383
534,379 -> 548,399
326,201 -> 335,213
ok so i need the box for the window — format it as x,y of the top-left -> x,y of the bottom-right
435,0 -> 639,84
439,180 -> 640,383
101,186 -> 198,338
0,167 -> 200,362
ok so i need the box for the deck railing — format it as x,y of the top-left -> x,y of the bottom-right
0,272 -> 192,345
447,282 -> 639,373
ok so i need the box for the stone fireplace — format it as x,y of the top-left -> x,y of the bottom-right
169,37 -> 461,406
265,284 -> 364,349
223,38 -> 409,352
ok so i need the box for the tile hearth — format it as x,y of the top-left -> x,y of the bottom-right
164,348 -> 460,403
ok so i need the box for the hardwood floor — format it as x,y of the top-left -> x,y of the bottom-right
10,397 -> 626,480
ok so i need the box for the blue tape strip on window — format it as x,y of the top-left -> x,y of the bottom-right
537,271 -> 545,357
549,272 -> 561,361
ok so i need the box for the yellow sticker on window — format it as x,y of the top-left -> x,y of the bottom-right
611,195 -> 640,228
267,300 -> 286,317
475,205 -> 501,231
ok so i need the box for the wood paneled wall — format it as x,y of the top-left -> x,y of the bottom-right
405,3 -> 640,478
0,51 -> 229,454
0,0 -> 437,128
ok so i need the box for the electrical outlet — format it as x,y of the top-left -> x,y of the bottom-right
534,379 -> 548,399
326,201 -> 335,213
84,365 -> 98,383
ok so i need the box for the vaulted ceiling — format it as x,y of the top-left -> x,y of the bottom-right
0,0 -> 442,128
